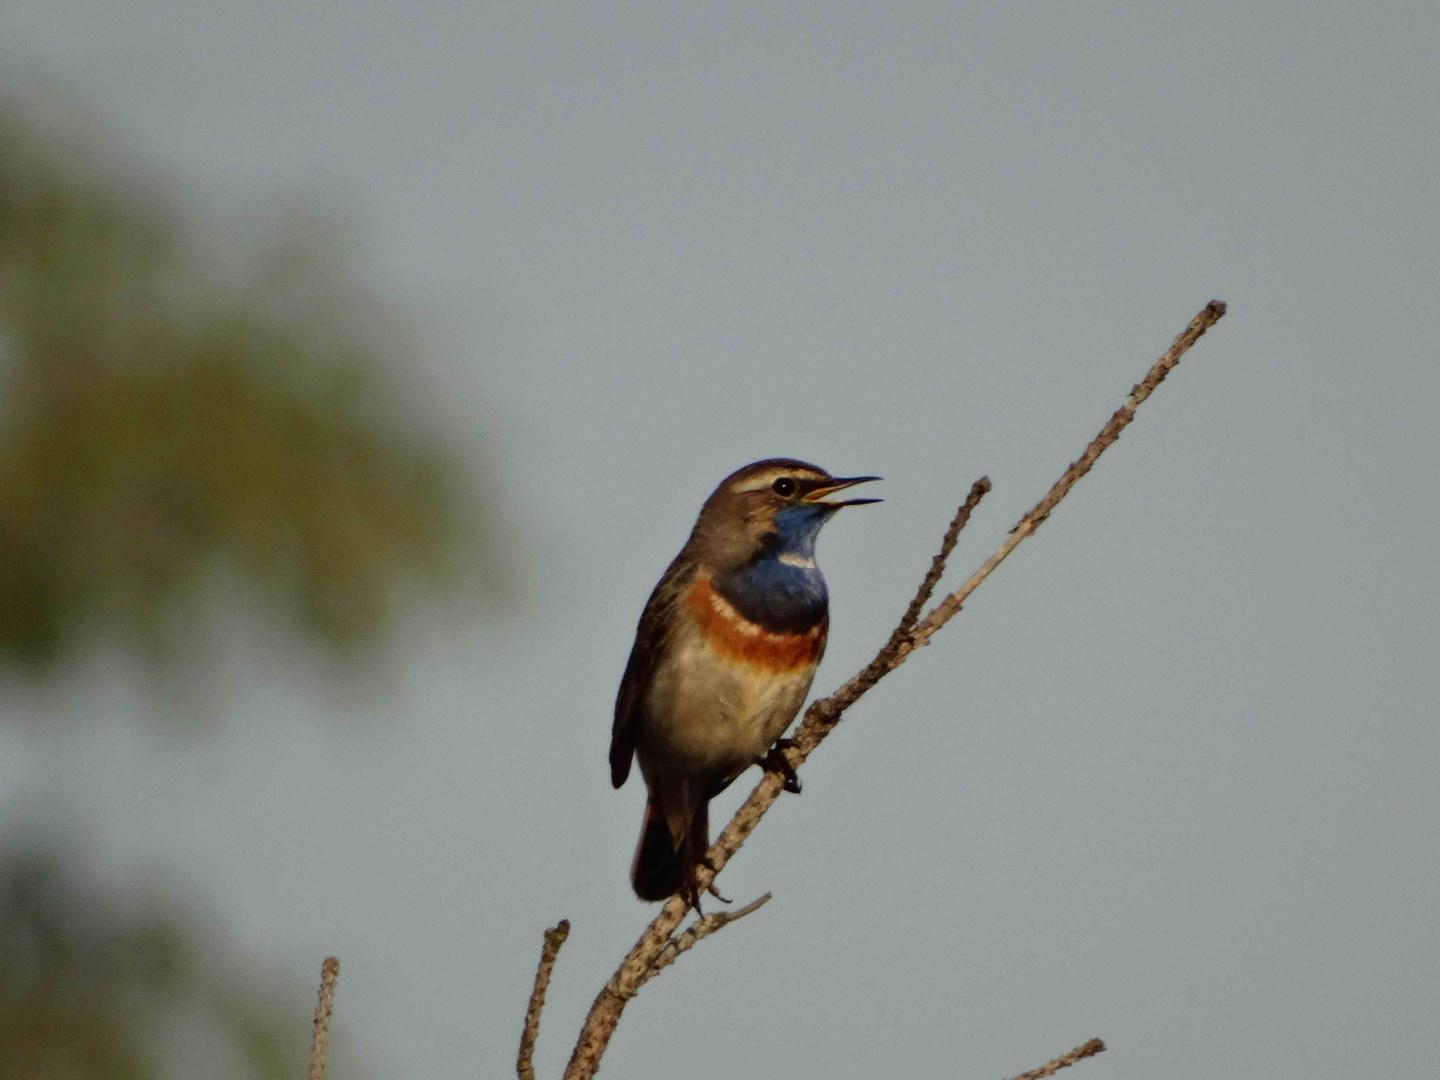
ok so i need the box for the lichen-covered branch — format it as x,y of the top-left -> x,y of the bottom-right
1009,1037 -> 1107,1080
630,893 -> 772,995
518,920 -> 571,1080
908,300 -> 1228,649
308,956 -> 340,1080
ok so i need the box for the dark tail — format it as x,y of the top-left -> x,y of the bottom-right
631,797 -> 684,901
630,796 -> 710,902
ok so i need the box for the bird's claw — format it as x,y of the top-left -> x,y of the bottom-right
683,854 -> 731,912
758,739 -> 802,794
698,853 -> 731,904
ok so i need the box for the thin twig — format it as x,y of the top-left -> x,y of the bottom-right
910,301 -> 1227,647
630,893 -> 772,994
772,477 -> 991,785
308,956 -> 340,1080
518,920 -> 571,1080
560,302 -> 1227,1080
882,477 -> 992,654
1008,1037 -> 1107,1080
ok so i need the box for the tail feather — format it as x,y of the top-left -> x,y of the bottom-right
631,797 -> 686,901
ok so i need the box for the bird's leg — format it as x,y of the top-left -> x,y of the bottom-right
696,851 -> 731,905
678,866 -> 729,913
677,829 -> 731,912
757,737 -> 802,795
680,873 -> 703,915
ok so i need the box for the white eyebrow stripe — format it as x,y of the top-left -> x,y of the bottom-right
733,469 -> 826,493
733,470 -> 791,492
777,552 -> 816,568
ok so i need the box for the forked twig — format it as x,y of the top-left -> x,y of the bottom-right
1008,1037 -> 1107,1080
630,893 -> 772,994
309,956 -> 340,1080
558,302 -> 1227,1079
518,920 -> 572,1080
909,301 -> 1227,648
886,477 -> 993,653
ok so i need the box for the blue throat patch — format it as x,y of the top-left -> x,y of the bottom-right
714,504 -> 831,634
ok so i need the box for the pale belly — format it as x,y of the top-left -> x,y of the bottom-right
636,630 -> 817,782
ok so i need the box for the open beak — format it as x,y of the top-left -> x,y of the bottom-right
802,475 -> 882,508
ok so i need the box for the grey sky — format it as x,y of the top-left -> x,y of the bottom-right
3,2 -> 1438,1077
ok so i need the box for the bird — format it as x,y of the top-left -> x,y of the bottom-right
610,458 -> 880,904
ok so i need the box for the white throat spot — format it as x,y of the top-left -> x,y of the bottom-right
777,552 -> 816,569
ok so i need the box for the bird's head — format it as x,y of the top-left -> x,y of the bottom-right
690,458 -> 880,571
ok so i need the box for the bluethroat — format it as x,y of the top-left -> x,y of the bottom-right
611,458 -> 879,904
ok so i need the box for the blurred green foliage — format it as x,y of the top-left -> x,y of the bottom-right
0,100 -> 497,672
0,852 -> 359,1080
0,94 -> 504,1076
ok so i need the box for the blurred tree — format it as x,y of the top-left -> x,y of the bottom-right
0,94 -> 508,1076
0,98 -> 503,673
0,851 -> 366,1080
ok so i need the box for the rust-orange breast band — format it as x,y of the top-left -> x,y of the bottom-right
683,575 -> 827,671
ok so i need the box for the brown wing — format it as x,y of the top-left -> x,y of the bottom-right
610,554 -> 690,788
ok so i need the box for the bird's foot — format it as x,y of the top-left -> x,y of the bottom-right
681,866 -> 730,914
680,877 -> 702,915
697,853 -> 731,905
757,738 -> 802,795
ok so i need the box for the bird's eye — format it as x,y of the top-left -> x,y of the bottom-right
772,477 -> 797,496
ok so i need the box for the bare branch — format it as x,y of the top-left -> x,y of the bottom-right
911,300 -> 1227,646
889,477 -> 993,647
1008,1037 -> 1107,1080
561,302 -> 1227,1079
631,893 -> 772,995
308,956 -> 340,1080
769,476 -> 991,793
518,920 -> 571,1080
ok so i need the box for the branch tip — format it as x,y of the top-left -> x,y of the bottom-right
1008,1037 -> 1107,1080
308,956 -> 340,1080
882,475 -> 993,658
518,920 -> 573,1080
